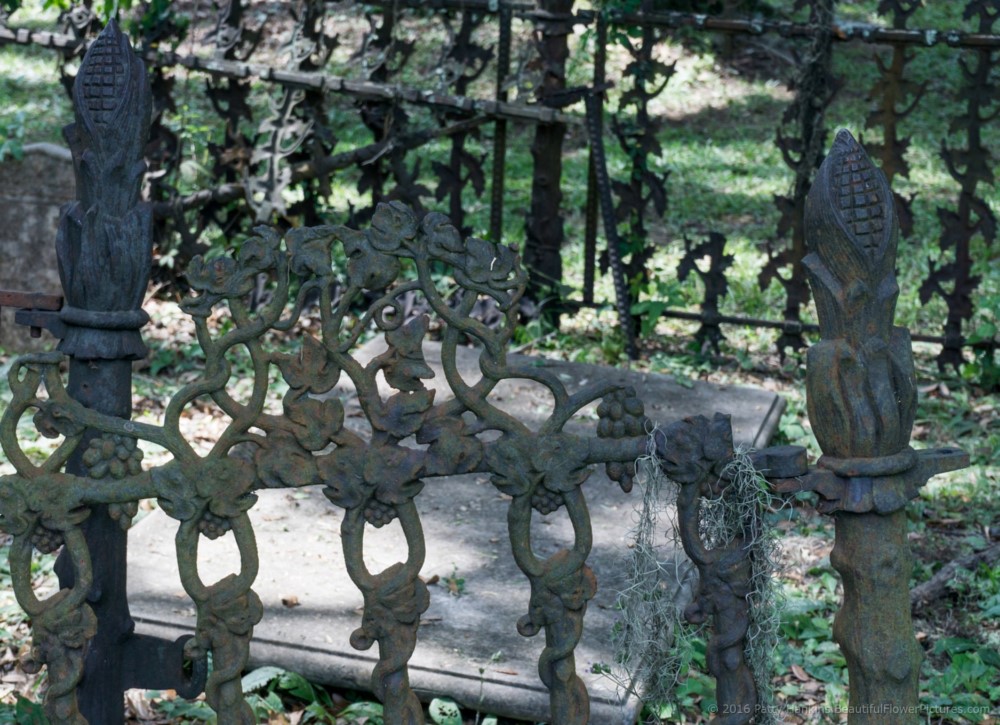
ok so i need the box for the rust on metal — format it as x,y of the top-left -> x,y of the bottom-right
4,181 -> 746,722
792,130 -> 969,723
654,414 -> 758,725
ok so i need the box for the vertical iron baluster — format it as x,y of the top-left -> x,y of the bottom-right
432,7 -> 490,236
652,414 -> 758,725
864,0 -> 924,238
584,92 -> 639,360
342,504 -> 429,724
678,233 -> 733,354
582,12 -> 606,306
607,0 -> 671,304
489,3 -> 512,245
919,0 -> 999,371
524,0 -> 573,309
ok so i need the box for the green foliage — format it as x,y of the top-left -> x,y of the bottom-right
237,666 -> 356,723
922,638 -> 1000,720
0,111 -> 26,162
630,278 -> 684,339
0,696 -> 48,724
337,701 -> 384,724
960,293 -> 1000,391
1,0 -> 137,21
148,690 -> 216,721
440,565 -> 466,598
428,698 -> 462,725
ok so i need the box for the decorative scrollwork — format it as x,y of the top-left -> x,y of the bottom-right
760,0 -> 840,354
0,191 -> 664,720
918,0 -> 999,371
678,232 -> 734,354
864,0 -> 925,238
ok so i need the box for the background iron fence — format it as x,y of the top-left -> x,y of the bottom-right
0,0 -> 997,372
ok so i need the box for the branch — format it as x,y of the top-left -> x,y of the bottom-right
910,541 -> 1000,610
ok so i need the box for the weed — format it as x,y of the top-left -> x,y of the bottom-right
428,697 -> 462,725
440,565 -> 466,598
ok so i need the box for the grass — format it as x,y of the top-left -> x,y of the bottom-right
0,0 -> 998,722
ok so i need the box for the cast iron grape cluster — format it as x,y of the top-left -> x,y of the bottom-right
31,525 -> 64,554
82,434 -> 143,479
364,499 -> 397,528
110,501 -> 140,531
531,488 -> 564,515
198,510 -> 232,540
597,386 -> 647,493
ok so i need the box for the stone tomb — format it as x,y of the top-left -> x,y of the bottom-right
128,341 -> 784,723
0,144 -> 72,353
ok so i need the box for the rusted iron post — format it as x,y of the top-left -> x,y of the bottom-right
524,0 -> 573,308
14,21 -> 205,722
801,130 -> 968,722
489,2 -> 512,245
582,11 -> 605,306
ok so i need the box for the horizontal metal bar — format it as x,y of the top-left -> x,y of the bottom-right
0,289 -> 63,310
562,300 -> 995,351
175,57 -> 579,123
355,0 -> 536,14
0,27 -> 580,125
574,9 -> 1000,49
5,8 -> 1000,62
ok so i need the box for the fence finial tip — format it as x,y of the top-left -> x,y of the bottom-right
832,128 -> 857,149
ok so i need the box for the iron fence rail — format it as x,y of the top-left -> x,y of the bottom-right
0,1 -> 996,369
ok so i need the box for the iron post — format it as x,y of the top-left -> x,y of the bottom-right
44,20 -> 206,722
777,130 -> 970,722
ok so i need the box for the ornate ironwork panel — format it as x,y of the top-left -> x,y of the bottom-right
863,0 -> 924,238
0,21 -> 758,724
759,0 -> 839,355
918,0 -> 999,371
678,232 -> 733,354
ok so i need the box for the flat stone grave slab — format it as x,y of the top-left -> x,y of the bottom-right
128,341 -> 784,723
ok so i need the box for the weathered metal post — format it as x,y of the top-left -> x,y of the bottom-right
489,2 -> 512,245
53,21 -> 152,723
524,0 -> 573,308
800,130 -> 968,722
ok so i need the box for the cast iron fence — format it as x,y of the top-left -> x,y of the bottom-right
0,21 -> 971,725
0,0 -> 998,372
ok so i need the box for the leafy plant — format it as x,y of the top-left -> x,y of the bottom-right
337,701 -> 384,724
0,111 -> 26,162
0,696 -> 48,725
961,292 -> 1000,390
441,565 -> 466,598
428,697 -> 462,725
240,665 -> 347,723
922,638 -> 1000,720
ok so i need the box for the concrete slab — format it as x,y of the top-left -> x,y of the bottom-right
128,342 -> 784,723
